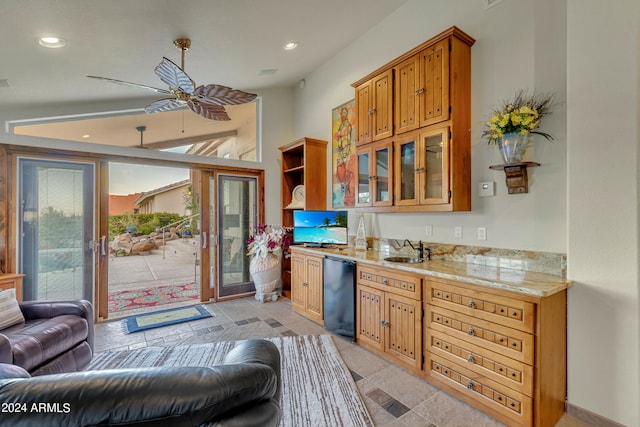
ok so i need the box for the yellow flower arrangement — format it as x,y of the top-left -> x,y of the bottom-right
483,90 -> 554,143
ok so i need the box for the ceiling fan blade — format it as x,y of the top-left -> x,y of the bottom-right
154,57 -> 195,94
86,75 -> 171,94
144,98 -> 186,114
193,84 -> 257,106
188,101 -> 231,121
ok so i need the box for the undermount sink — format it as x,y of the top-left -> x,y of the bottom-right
383,256 -> 424,264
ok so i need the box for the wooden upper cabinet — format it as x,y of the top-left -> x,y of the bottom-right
352,26 -> 474,213
355,69 -> 393,146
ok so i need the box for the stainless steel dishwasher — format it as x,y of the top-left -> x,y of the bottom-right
323,256 -> 356,338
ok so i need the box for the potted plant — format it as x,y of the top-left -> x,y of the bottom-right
482,89 -> 555,164
246,224 -> 290,301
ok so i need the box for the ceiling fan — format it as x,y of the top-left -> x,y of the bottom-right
87,38 -> 257,121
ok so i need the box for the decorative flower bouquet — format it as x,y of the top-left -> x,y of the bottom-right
246,224 -> 290,259
482,89 -> 555,143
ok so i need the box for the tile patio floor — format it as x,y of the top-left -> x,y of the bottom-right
95,297 -> 591,427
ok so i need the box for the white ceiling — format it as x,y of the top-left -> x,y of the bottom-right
0,0 -> 407,146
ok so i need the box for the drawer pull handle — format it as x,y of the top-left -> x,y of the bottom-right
368,108 -> 376,115
467,380 -> 474,390
379,320 -> 389,328
382,279 -> 388,285
467,354 -> 475,363
414,87 -> 425,95
468,327 -> 475,336
468,299 -> 475,309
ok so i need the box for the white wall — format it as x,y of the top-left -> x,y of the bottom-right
566,1 -> 640,425
294,0 -> 567,253
293,0 -> 639,425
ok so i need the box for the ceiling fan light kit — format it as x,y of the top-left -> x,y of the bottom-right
87,38 -> 256,121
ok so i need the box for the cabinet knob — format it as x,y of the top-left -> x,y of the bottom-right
467,380 -> 474,390
415,87 -> 425,95
468,299 -> 475,309
382,278 -> 388,286
468,327 -> 475,336
368,108 -> 376,115
467,354 -> 475,363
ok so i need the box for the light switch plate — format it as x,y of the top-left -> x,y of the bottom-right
479,181 -> 495,197
425,224 -> 433,237
477,227 -> 487,241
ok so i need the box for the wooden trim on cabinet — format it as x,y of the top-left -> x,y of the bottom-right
352,26 -> 475,88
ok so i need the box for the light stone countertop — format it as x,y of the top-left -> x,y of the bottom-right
290,246 -> 572,298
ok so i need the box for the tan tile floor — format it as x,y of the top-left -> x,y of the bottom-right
94,297 -> 592,427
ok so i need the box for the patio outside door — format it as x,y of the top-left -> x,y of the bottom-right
211,173 -> 258,299
18,158 -> 95,303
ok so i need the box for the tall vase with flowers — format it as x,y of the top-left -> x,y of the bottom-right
482,89 -> 555,164
246,224 -> 290,302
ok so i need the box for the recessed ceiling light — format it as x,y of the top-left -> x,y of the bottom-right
38,37 -> 66,48
283,42 -> 298,51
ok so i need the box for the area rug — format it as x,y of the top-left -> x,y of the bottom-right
89,334 -> 373,427
108,281 -> 199,313
123,304 -> 212,333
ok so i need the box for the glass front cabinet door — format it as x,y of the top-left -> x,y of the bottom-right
394,127 -> 450,206
356,139 -> 393,207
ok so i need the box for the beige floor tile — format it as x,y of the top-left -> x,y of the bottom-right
340,344 -> 391,378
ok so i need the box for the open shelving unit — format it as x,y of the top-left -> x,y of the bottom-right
279,137 -> 327,297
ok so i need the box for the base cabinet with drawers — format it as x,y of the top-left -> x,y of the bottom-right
290,250 -> 324,325
423,277 -> 567,427
356,265 -> 422,373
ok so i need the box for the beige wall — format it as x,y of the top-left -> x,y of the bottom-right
138,184 -> 189,215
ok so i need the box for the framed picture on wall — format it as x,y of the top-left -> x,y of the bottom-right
331,99 -> 356,208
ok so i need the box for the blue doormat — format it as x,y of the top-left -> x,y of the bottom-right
123,305 -> 213,333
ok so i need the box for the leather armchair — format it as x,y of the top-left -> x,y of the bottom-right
0,300 -> 94,376
0,339 -> 281,427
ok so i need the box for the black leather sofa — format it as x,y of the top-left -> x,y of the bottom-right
0,339 -> 282,427
0,300 -> 94,376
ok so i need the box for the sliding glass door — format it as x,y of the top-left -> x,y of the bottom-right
18,159 -> 95,302
211,173 -> 258,298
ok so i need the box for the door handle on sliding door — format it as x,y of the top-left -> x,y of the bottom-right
202,231 -> 207,249
101,236 -> 107,256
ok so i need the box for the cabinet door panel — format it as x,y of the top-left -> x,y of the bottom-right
420,40 -> 450,127
305,256 -> 324,324
419,127 -> 450,205
356,83 -> 372,145
394,134 -> 419,205
385,293 -> 422,369
395,55 -> 420,134
290,254 -> 306,312
357,285 -> 384,351
372,140 -> 393,206
356,148 -> 371,206
372,70 -> 393,141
